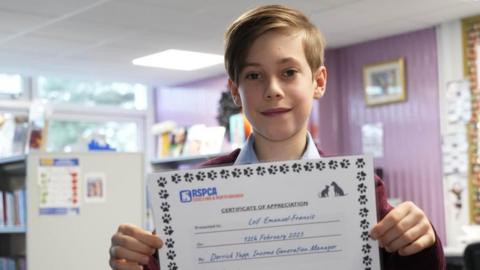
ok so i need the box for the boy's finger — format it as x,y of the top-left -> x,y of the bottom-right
111,233 -> 156,255
397,233 -> 435,256
370,202 -> 412,239
376,209 -> 422,246
110,245 -> 150,265
118,224 -> 163,248
384,222 -> 425,253
110,259 -> 143,270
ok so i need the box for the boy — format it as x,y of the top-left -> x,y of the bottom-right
109,5 -> 445,270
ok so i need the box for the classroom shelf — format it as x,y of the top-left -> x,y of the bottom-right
0,155 -> 27,176
0,153 -> 27,267
0,155 -> 27,166
0,226 -> 26,234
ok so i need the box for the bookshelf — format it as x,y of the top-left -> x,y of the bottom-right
0,155 -> 27,175
0,226 -> 26,234
0,155 -> 27,270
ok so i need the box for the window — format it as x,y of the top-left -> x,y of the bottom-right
0,74 -> 152,155
34,75 -> 151,153
46,119 -> 140,152
37,76 -> 147,110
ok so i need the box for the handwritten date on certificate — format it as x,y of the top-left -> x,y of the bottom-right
194,212 -> 342,264
148,156 -> 380,270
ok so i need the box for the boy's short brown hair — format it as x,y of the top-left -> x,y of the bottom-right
224,5 -> 326,84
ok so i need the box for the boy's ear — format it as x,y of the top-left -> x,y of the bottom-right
228,79 -> 242,107
313,66 -> 327,99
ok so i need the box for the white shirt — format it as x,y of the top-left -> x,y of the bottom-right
234,132 -> 321,165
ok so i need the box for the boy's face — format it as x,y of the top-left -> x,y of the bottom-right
229,30 -> 326,142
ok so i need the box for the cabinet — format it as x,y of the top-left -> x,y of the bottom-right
0,155 -> 27,269
26,152 -> 144,270
1,152 -> 145,270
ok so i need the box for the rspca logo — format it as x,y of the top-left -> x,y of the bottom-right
179,187 -> 218,203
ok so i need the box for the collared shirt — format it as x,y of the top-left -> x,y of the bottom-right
234,132 -> 321,165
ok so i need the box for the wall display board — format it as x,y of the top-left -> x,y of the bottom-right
442,80 -> 471,244
462,15 -> 480,223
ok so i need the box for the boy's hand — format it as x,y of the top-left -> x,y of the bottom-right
109,224 -> 163,270
370,201 -> 435,256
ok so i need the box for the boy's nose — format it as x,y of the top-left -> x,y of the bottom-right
263,78 -> 284,100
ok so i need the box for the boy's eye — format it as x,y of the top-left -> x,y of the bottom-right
283,69 -> 298,78
245,72 -> 261,80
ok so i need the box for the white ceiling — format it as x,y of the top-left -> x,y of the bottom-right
0,0 -> 479,86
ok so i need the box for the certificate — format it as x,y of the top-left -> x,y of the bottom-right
148,155 -> 380,270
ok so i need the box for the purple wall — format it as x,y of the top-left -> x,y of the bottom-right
316,50 -> 343,154
155,74 -> 228,126
321,28 -> 445,242
178,74 -> 228,90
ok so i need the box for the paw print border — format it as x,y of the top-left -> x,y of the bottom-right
154,156 -> 374,269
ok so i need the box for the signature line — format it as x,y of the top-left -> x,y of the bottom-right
197,249 -> 343,264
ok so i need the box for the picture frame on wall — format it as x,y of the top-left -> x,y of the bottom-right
363,58 -> 406,106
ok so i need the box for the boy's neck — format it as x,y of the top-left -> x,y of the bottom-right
253,130 -> 308,162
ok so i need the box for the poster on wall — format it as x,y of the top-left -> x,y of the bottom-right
442,80 -> 471,245
38,158 -> 80,215
361,123 -> 383,158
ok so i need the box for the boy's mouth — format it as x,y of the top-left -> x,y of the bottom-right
260,107 -> 292,116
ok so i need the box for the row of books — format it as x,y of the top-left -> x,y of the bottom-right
0,104 -> 50,159
0,257 -> 26,270
152,113 -> 252,159
153,123 -> 226,158
0,113 -> 29,158
0,189 -> 26,227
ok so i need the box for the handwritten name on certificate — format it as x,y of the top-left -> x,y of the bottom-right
148,155 -> 380,270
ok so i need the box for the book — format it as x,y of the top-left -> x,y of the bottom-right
0,257 -> 21,270
169,127 -> 187,157
0,191 -> 4,226
183,125 -> 226,156
17,189 -> 26,226
0,114 -> 15,157
152,121 -> 176,158
199,126 -> 225,155
13,191 -> 19,226
157,133 -> 171,158
27,102 -> 48,152
229,113 -> 251,149
182,124 -> 205,156
12,115 -> 28,156
13,189 -> 25,226
4,192 -> 14,227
